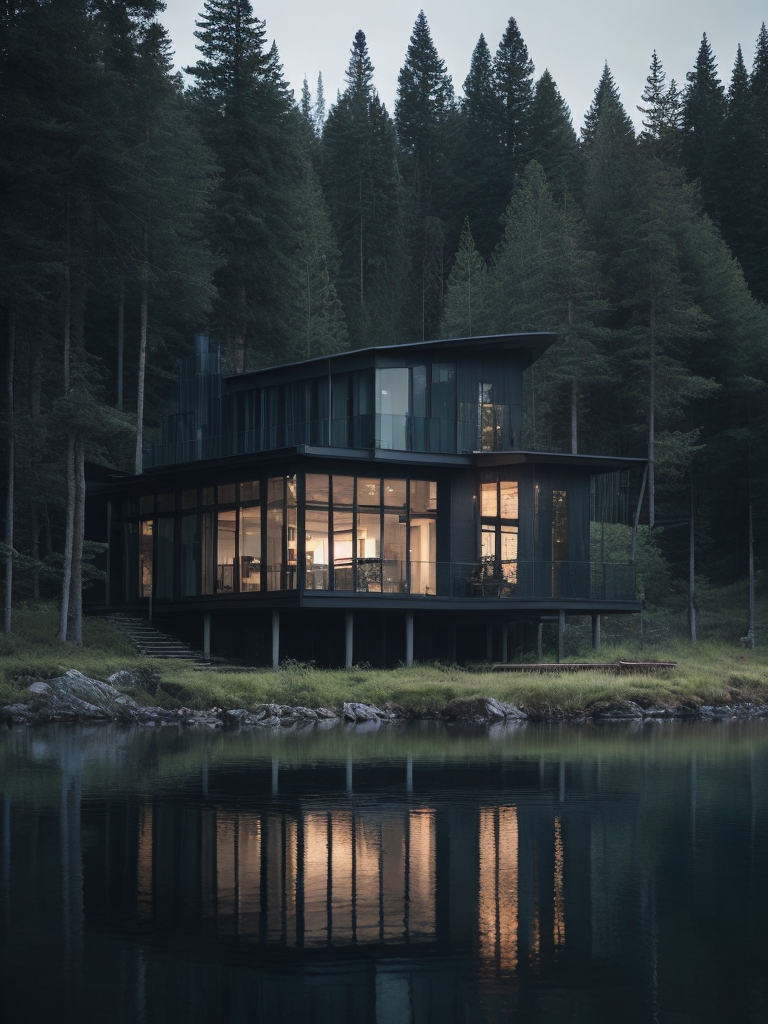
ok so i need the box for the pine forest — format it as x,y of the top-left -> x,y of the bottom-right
2,0 -> 768,646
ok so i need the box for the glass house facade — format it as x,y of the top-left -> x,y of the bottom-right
87,334 -> 643,666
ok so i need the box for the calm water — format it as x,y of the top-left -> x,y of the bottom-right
1,719 -> 768,1024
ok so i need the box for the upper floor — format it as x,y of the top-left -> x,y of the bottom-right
147,333 -> 554,468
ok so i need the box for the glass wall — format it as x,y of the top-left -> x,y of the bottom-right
127,473 -> 436,600
301,474 -> 436,594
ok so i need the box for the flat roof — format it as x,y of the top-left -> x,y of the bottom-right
225,332 -> 556,384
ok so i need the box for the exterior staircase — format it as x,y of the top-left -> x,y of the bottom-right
110,614 -> 210,665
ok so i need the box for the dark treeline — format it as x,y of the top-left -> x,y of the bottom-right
1,0 -> 767,642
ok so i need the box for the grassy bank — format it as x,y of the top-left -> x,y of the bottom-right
2,602 -> 767,716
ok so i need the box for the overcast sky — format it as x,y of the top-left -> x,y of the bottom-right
161,0 -> 767,131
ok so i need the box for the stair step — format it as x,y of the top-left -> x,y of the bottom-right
108,614 -> 210,666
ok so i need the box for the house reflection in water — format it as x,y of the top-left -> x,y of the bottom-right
135,793 -> 569,976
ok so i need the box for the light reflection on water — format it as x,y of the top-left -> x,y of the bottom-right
1,721 -> 768,1023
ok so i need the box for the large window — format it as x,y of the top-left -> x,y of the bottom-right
301,474 -> 436,594
480,476 -> 519,584
478,383 -> 508,452
130,474 -> 437,599
376,364 -> 456,454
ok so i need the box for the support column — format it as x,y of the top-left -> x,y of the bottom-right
405,611 -> 414,667
486,623 -> 493,663
345,612 -> 354,669
557,610 -> 565,663
203,612 -> 211,662
592,613 -> 601,652
271,610 -> 280,669
537,622 -> 543,662
501,625 -> 509,663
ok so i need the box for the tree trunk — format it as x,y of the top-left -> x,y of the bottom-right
29,329 -> 42,600
631,464 -> 649,566
134,246 -> 148,475
3,309 -> 15,634
117,283 -> 124,411
648,298 -> 656,528
689,469 -> 696,646
359,174 -> 364,306
748,472 -> 755,650
70,439 -> 85,646
59,431 -> 76,642
59,223 -> 74,642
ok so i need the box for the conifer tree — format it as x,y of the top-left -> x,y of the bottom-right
187,0 -> 304,370
638,52 -> 683,162
441,218 -> 489,338
395,10 -> 454,179
582,63 -> 635,145
288,165 -> 348,359
314,72 -> 326,133
321,30 -> 410,347
487,162 -> 607,452
395,11 -> 455,340
609,161 -> 717,526
527,69 -> 583,198
493,16 -> 534,180
449,35 -> 506,257
582,65 -> 637,231
681,33 -> 726,214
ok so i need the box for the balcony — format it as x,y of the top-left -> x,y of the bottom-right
265,560 -> 637,603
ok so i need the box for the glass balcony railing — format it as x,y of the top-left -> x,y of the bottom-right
299,560 -> 636,602
146,416 -> 485,468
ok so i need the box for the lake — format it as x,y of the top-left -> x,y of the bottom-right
1,720 -> 767,1023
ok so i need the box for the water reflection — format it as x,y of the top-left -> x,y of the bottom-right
2,722 -> 768,1024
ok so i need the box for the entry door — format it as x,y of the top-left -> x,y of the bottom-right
139,520 -> 153,598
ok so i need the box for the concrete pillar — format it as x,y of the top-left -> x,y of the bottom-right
592,613 -> 601,652
203,612 -> 211,662
557,610 -> 565,663
345,612 -> 354,669
272,610 -> 280,668
501,625 -> 509,663
405,611 -> 414,667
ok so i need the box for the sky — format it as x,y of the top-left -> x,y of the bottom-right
161,0 -> 767,131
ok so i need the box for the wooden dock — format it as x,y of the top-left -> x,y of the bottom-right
489,660 -> 677,674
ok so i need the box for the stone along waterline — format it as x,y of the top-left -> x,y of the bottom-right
1,721 -> 767,1023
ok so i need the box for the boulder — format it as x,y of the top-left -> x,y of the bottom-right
26,670 -> 140,723
588,699 -> 645,720
442,697 -> 528,724
343,702 -> 387,722
1,703 -> 34,725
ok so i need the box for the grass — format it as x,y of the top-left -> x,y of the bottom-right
2,601 -> 768,716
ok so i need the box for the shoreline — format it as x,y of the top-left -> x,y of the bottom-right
3,669 -> 768,729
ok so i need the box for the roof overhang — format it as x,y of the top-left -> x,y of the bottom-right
472,451 -> 646,472
225,332 -> 556,388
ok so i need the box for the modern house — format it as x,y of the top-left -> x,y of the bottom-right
86,333 -> 643,666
